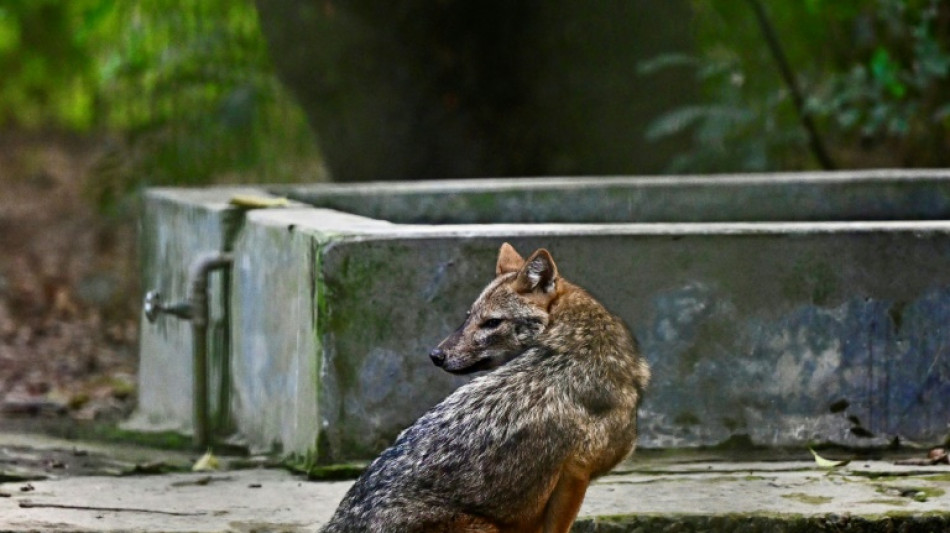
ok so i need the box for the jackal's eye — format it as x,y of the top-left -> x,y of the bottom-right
479,318 -> 504,329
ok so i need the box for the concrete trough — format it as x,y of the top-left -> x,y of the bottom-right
133,171 -> 950,463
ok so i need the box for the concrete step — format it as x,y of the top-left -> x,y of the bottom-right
3,443 -> 948,532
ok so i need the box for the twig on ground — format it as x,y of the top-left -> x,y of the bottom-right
18,501 -> 205,516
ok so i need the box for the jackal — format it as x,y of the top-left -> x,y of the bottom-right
321,243 -> 649,533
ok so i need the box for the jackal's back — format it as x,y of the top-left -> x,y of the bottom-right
321,243 -> 649,532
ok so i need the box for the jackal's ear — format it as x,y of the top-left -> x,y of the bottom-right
496,242 -> 525,276
516,249 -> 558,294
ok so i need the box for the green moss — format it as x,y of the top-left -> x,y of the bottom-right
710,433 -> 760,451
463,192 -> 500,220
307,239 -> 413,465
918,486 -> 945,500
875,484 -> 946,502
673,411 -> 701,426
782,492 -> 833,505
721,417 -> 745,432
576,511 -> 950,532
852,472 -> 900,481
862,498 -> 910,507
882,510 -> 950,519
85,425 -> 196,451
283,450 -> 366,481
304,463 -> 367,481
780,258 -> 838,306
311,236 -> 332,464
576,512 -> 817,533
677,310 -> 737,375
699,475 -> 742,484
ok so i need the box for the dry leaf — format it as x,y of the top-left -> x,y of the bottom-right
808,447 -> 850,469
192,450 -> 220,472
228,195 -> 289,209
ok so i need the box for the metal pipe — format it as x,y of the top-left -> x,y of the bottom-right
187,252 -> 233,450
142,251 -> 233,449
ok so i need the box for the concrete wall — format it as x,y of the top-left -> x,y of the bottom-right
130,187 -> 262,434
136,174 -> 950,461
229,209 -> 403,455
232,220 -> 950,460
274,170 -> 950,224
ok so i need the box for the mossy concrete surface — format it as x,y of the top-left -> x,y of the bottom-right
129,187 -> 272,436
136,174 -> 950,462
3,445 -> 948,532
231,218 -> 950,460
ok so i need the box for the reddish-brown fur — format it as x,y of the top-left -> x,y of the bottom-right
322,243 -> 649,533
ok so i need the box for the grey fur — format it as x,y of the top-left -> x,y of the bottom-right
322,246 -> 649,532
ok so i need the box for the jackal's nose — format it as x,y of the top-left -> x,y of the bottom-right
429,348 -> 446,367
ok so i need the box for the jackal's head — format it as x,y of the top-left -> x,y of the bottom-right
429,243 -> 561,374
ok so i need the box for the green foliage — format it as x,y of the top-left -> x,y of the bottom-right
644,0 -> 950,172
640,51 -> 806,173
0,0 -> 322,210
91,1 -> 322,193
0,1 -> 99,129
808,0 -> 950,158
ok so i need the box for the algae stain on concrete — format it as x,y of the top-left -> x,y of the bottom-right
673,411 -> 701,426
780,258 -> 839,306
781,492 -> 834,505
875,484 -> 946,502
862,498 -> 910,507
310,238 -> 328,462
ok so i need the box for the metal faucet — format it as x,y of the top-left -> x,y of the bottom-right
143,290 -> 193,322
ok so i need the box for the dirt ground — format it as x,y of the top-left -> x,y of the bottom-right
0,131 -> 139,425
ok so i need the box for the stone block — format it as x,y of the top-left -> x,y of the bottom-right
130,187 -> 267,434
136,173 -> 950,461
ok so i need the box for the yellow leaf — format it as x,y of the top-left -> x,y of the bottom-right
192,449 -> 220,472
808,447 -> 850,469
229,195 -> 290,209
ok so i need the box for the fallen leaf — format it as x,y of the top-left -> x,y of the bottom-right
927,447 -> 948,464
228,195 -> 289,209
192,450 -> 219,472
808,447 -> 851,469
897,447 -> 950,466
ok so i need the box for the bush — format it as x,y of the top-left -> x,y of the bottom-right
0,0 -> 323,211
644,0 -> 950,172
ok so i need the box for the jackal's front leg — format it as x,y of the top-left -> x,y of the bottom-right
542,468 -> 590,533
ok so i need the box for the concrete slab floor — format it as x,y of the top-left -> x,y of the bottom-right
1,435 -> 949,533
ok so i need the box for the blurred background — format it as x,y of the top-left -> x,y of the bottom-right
0,0 -> 948,425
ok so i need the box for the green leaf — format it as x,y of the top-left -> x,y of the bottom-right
870,47 -> 906,99
0,8 -> 21,54
645,106 -> 713,140
637,53 -> 698,75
